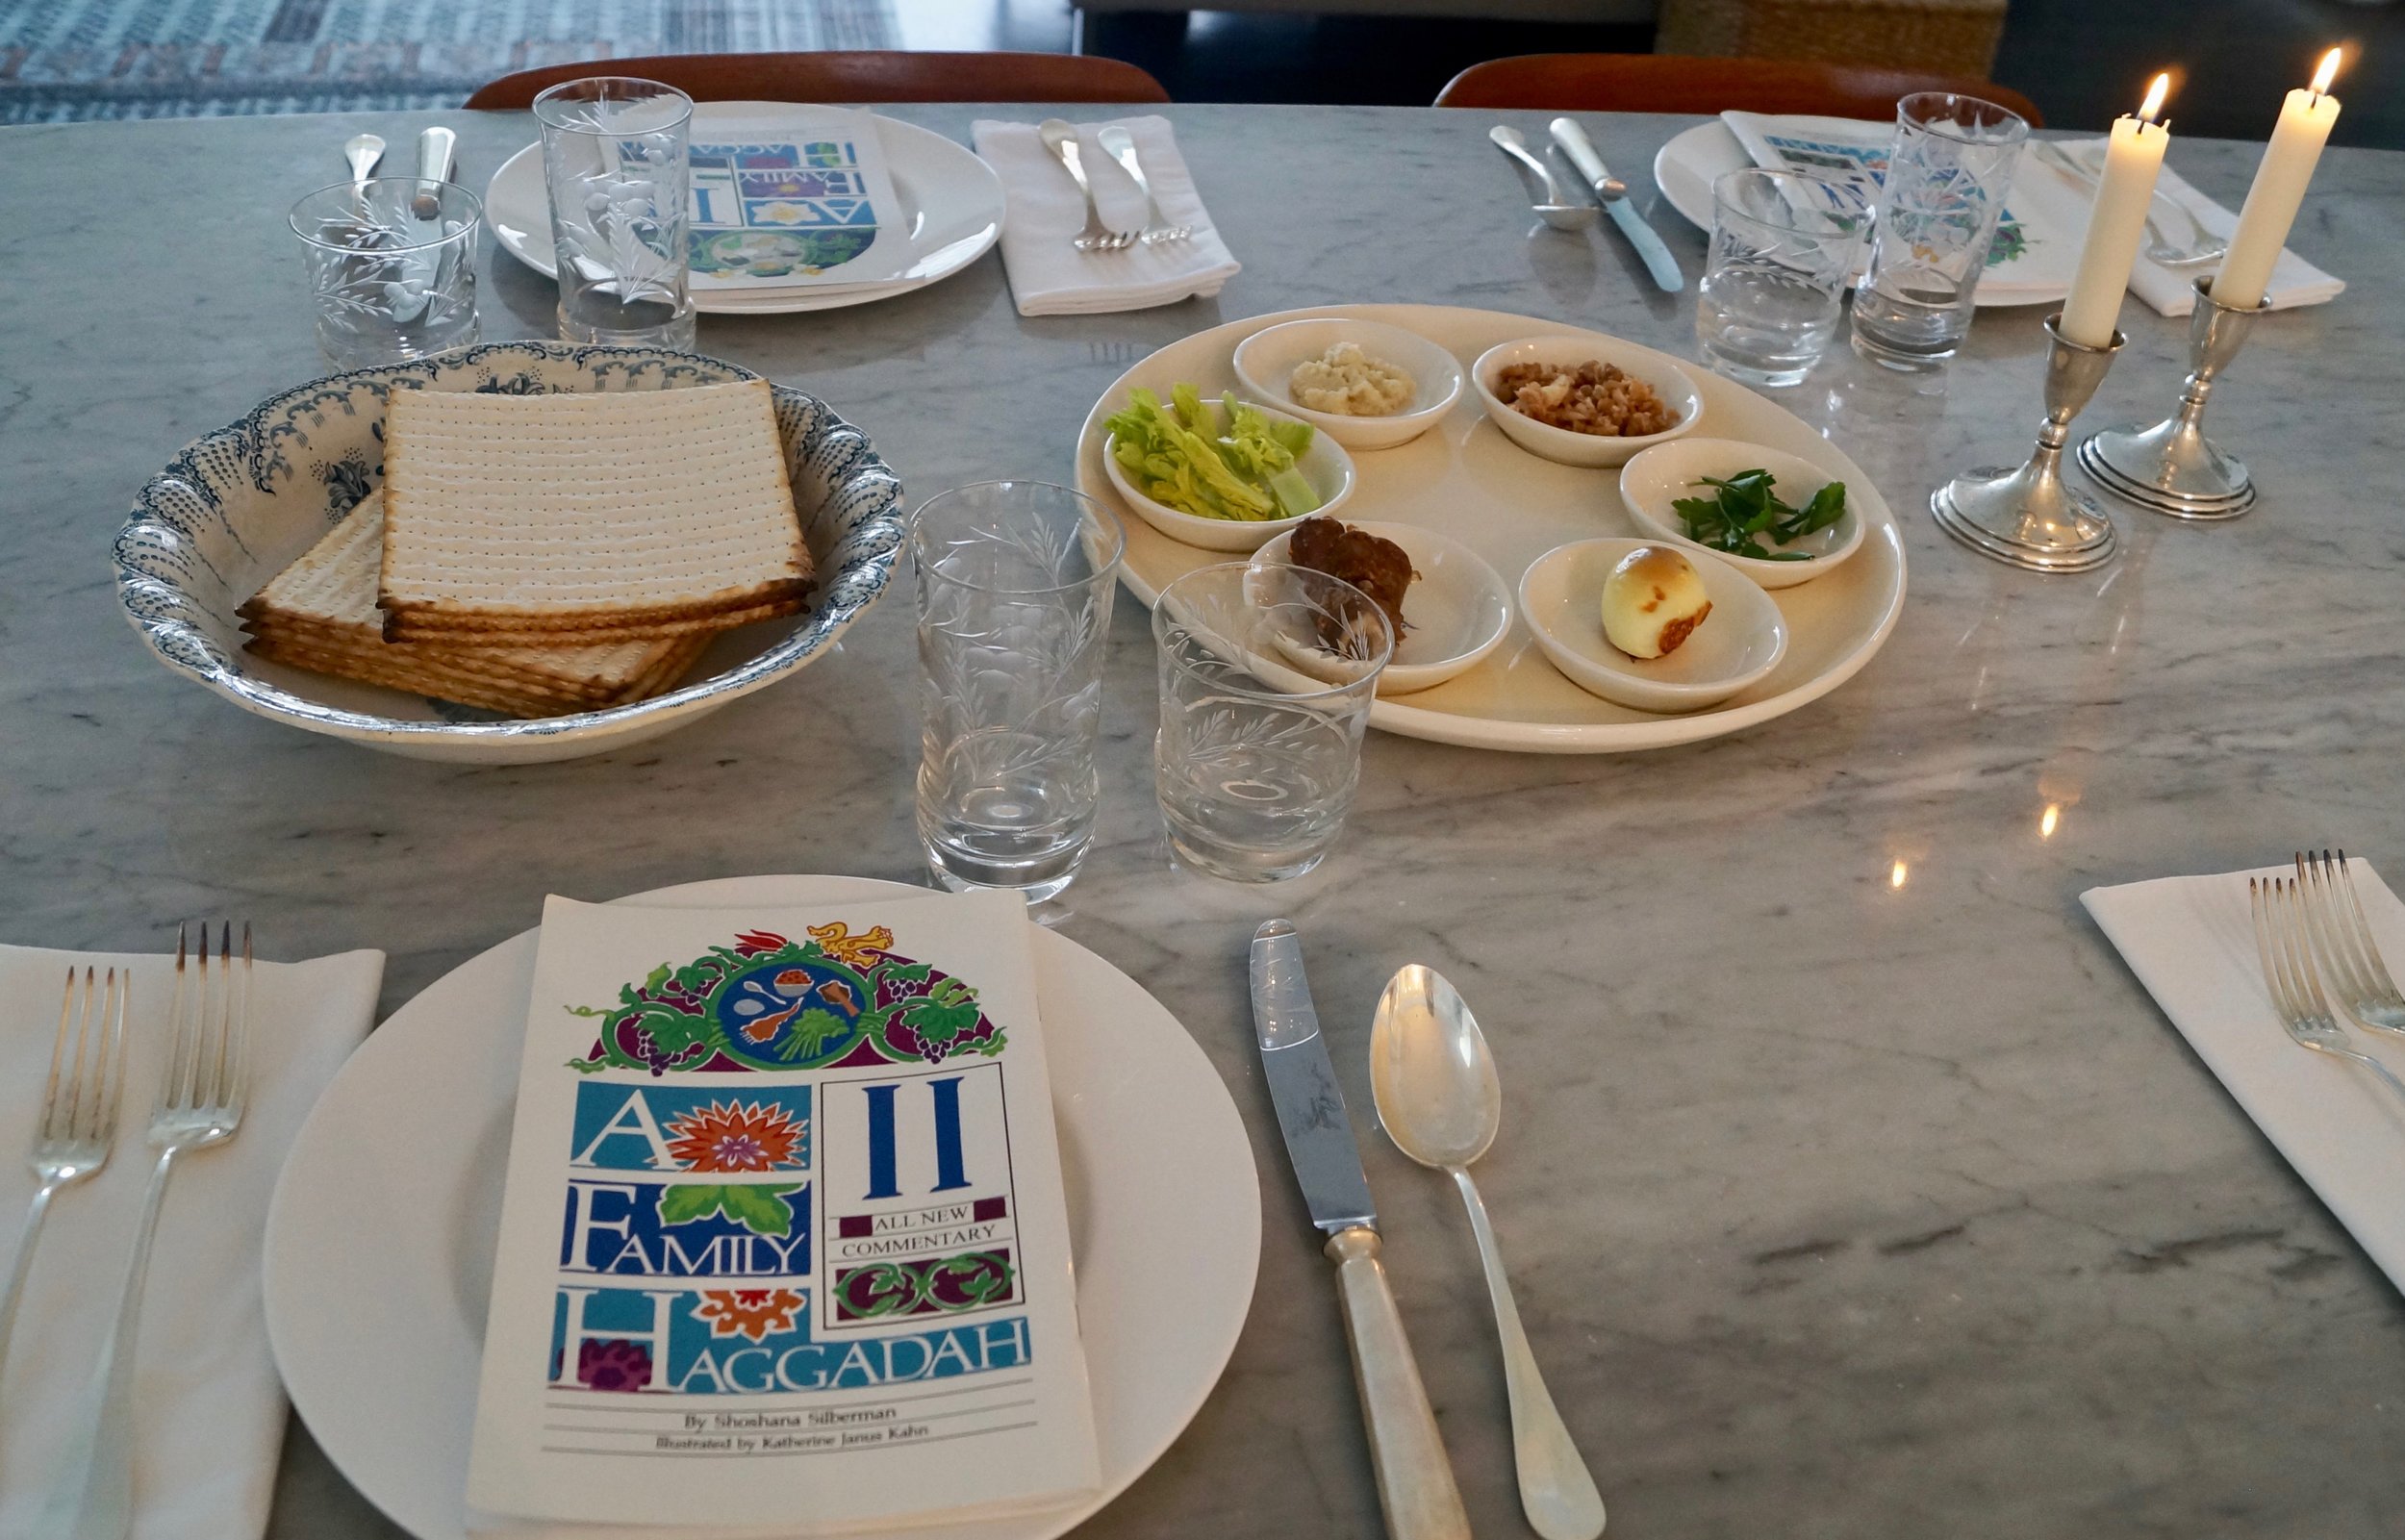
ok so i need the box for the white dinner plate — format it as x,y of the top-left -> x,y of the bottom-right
262,875 -> 1261,1540
485,106 -> 1006,316
1650,119 -> 2089,307
1076,304 -> 1907,754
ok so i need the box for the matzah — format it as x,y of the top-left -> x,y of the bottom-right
246,635 -> 605,718
239,492 -> 711,713
240,492 -> 690,698
376,380 -> 810,644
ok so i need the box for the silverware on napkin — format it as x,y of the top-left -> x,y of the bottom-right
2251,876 -> 2405,1108
1488,125 -> 1598,233
1251,921 -> 1470,1540
44,923 -> 253,1540
2031,139 -> 2224,268
1549,116 -> 1684,291
2295,849 -> 2405,1031
1095,125 -> 1189,245
0,968 -> 130,1384
1037,119 -> 1135,252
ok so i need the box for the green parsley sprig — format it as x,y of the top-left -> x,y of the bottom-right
1669,469 -> 1846,561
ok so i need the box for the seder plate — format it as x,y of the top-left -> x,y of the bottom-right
1075,303 -> 1908,754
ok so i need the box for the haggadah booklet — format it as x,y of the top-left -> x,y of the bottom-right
467,890 -> 1100,1533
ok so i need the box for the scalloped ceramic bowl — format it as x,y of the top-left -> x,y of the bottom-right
113,342 -> 904,764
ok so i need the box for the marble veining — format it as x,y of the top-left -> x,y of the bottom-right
1,104 -> 2403,1539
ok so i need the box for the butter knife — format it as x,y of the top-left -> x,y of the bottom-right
1549,116 -> 1684,291
390,125 -> 458,323
1251,921 -> 1470,1540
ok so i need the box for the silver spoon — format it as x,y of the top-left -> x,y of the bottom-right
1372,965 -> 1606,1540
342,133 -> 385,195
1487,125 -> 1600,233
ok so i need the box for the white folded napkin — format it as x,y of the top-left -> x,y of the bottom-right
2083,860 -> 2405,1291
971,115 -> 1239,316
0,941 -> 383,1540
2049,139 -> 2345,316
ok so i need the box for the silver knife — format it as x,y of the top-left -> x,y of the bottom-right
1251,921 -> 1471,1540
390,125 -> 458,323
1550,115 -> 1684,292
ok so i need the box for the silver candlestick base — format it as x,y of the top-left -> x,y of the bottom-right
2078,276 -> 2267,519
1931,314 -> 2126,573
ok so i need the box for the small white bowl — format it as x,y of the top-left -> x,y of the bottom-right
1257,520 -> 1511,694
1230,317 -> 1465,451
1516,538 -> 1786,713
1618,438 -> 1865,590
1472,336 -> 1702,468
1102,398 -> 1356,553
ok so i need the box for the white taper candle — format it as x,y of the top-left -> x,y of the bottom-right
2216,48 -> 2343,311
2059,73 -> 2173,350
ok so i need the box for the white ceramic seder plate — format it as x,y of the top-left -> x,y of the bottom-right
485,106 -> 1005,316
1076,303 -> 1908,754
261,875 -> 1261,1540
1650,119 -> 2089,307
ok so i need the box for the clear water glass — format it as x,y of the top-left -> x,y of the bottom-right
290,179 -> 481,368
1152,562 -> 1394,884
1695,169 -> 1869,388
534,76 -> 697,350
913,481 -> 1126,903
1851,92 -> 2030,371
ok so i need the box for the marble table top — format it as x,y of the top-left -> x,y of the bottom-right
3,100 -> 2403,1539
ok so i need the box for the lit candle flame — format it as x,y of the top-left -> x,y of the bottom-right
2138,72 -> 2171,124
1889,860 -> 1909,891
2312,47 -> 2342,96
2040,804 -> 2061,840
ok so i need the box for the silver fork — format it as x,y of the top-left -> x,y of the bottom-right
1038,119 -> 1134,252
0,969 -> 131,1380
2296,849 -> 2405,1032
2033,139 -> 2225,267
2251,876 -> 2405,1107
47,923 -> 252,1540
1096,125 -> 1190,245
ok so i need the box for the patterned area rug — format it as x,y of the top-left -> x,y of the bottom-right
1,0 -> 895,122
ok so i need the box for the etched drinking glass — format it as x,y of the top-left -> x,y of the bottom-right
1152,562 -> 1394,884
1850,92 -> 2030,371
290,179 -> 481,368
1695,169 -> 1870,387
534,76 -> 696,349
913,482 -> 1126,903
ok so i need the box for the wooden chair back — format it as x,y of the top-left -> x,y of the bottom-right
466,50 -> 1171,111
1434,53 -> 2041,127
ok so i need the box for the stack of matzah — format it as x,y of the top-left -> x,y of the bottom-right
238,379 -> 811,718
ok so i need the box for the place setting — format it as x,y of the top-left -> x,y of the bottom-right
11,19 -> 2402,1540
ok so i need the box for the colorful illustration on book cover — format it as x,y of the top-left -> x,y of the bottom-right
569,924 -> 1005,1076
1760,132 -> 2030,267
689,139 -> 883,278
547,921 -> 1036,1403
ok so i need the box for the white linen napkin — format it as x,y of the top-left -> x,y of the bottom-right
0,941 -> 383,1540
971,115 -> 1239,316
2048,139 -> 2345,316
2083,860 -> 2405,1291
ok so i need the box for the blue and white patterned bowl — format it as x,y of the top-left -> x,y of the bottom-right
112,342 -> 904,764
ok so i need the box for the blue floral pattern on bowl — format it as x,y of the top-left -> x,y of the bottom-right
113,342 -> 904,763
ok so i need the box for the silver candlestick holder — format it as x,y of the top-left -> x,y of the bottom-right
2077,276 -> 2269,519
1930,314 -> 2125,573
